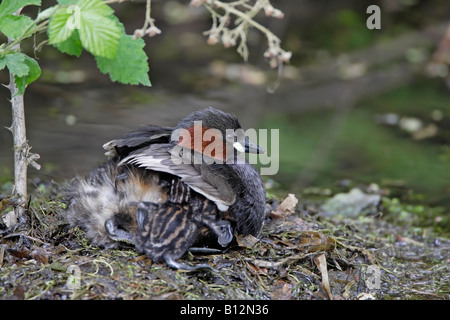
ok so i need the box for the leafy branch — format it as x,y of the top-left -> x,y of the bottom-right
0,0 -> 290,227
0,0 -> 152,225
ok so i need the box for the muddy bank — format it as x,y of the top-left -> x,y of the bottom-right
0,181 -> 448,300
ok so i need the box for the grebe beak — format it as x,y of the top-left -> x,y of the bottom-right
244,137 -> 265,154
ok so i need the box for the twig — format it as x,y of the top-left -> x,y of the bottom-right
196,0 -> 291,68
3,232 -> 50,246
132,0 -> 161,39
335,239 -> 397,276
314,253 -> 333,300
252,252 -> 315,268
1,20 -> 49,58
7,11 -> 29,224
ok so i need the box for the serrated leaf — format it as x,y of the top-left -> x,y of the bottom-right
1,53 -> 29,77
14,55 -> 41,95
0,15 -> 34,39
78,0 -> 114,16
0,0 -> 41,18
78,12 -> 120,59
48,7 -> 75,44
53,29 -> 82,57
95,33 -> 151,86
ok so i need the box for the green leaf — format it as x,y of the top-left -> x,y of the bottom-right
53,29 -> 82,57
14,55 -> 41,95
49,0 -> 120,58
78,12 -> 120,59
78,0 -> 114,17
0,53 -> 29,77
0,53 -> 40,95
95,33 -> 151,86
48,7 -> 76,44
0,14 -> 34,39
0,0 -> 41,18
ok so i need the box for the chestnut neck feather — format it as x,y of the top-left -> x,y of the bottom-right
176,125 -> 230,162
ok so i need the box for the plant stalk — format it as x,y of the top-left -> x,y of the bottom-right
7,10 -> 29,225
8,60 -> 29,224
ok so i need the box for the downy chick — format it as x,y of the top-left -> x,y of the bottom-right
65,107 -> 266,270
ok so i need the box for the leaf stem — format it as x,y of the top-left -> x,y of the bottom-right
211,0 -> 281,45
1,20 -> 49,58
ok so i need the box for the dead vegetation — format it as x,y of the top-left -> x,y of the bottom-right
0,181 -> 448,300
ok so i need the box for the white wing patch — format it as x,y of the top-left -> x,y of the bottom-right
120,153 -> 231,211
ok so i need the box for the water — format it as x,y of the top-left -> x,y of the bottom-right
1,76 -> 449,211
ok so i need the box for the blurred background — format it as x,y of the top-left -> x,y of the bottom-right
1,0 -> 449,210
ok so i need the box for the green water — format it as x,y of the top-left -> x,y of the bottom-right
260,79 -> 450,209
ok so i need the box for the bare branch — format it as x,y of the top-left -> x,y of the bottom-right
132,0 -> 161,39
4,10 -> 41,225
195,0 -> 291,68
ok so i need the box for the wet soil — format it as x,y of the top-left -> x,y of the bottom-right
0,182 -> 448,300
